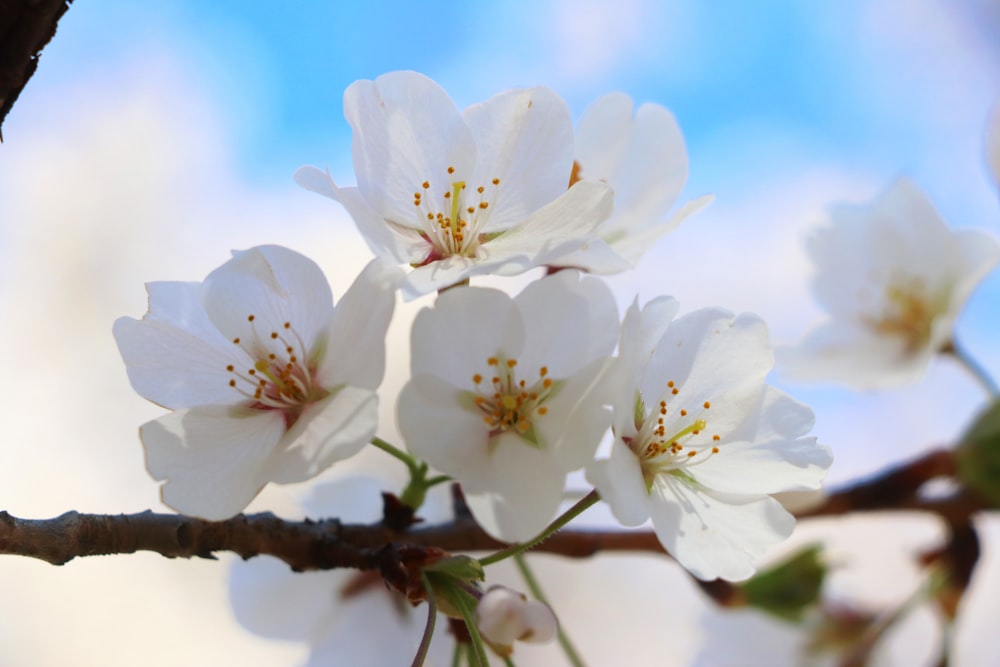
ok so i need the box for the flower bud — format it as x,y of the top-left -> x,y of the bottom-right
476,586 -> 558,647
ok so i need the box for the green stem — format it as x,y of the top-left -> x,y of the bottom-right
479,490 -> 600,567
448,582 -> 492,667
513,554 -> 587,667
451,642 -> 464,667
371,436 -> 420,472
945,338 -> 999,398
411,574 -> 438,667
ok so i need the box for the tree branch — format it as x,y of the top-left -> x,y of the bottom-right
0,0 -> 73,140
0,448 -> 983,581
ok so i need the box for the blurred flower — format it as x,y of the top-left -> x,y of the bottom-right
114,246 -> 399,519
551,92 -> 712,273
476,586 -> 558,649
295,70 -> 613,298
587,297 -> 832,581
781,178 -> 1000,389
398,271 -> 618,541
229,476 -> 453,667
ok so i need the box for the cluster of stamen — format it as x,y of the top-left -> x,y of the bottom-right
630,380 -> 721,479
225,314 -> 321,412
411,166 -> 501,260
866,277 -> 936,353
468,356 -> 554,442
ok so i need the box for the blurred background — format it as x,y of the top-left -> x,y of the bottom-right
0,1 -> 998,665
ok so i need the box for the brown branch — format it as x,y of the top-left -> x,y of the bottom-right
0,0 -> 73,140
0,448 -> 984,581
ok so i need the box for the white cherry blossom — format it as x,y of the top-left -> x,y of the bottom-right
295,70 -> 613,297
397,271 -> 618,542
114,245 -> 399,519
587,298 -> 832,581
552,92 -> 712,273
781,178 -> 1000,389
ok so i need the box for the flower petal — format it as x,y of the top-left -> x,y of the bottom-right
345,71 -> 476,225
316,259 -> 400,390
294,167 -> 421,264
398,374 -> 495,487
586,442 -> 652,527
462,431 -> 569,542
201,245 -> 335,354
268,387 -> 379,484
649,478 -> 795,581
229,555 -> 336,641
141,405 -> 286,519
463,86 -> 574,230
409,286 -> 524,388
113,282 -> 246,410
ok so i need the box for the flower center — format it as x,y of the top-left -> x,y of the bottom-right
225,314 -> 327,417
863,276 -> 940,353
411,166 -> 501,263
463,355 -> 559,448
626,380 -> 721,490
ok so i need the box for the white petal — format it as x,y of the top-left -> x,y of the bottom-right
512,270 -> 618,378
229,555 -> 337,641
141,405 -> 286,519
294,167 -> 419,264
575,92 -> 635,176
397,374 -> 494,487
538,357 -> 613,471
649,478 -> 795,581
345,71 -> 476,225
641,310 -> 772,443
463,432 -> 568,542
464,86 -> 574,230
693,436 -> 831,496
603,194 -> 713,268
113,282 -> 246,410
316,259 -> 400,390
778,321 -> 930,389
267,387 -> 379,484
586,442 -> 651,527
483,179 -> 614,268
202,245 -> 335,354
409,286 -> 524,388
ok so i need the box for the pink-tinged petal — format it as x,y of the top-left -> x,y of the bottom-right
345,71 -> 476,225
229,555 -> 335,641
463,86 -> 574,230
649,478 -> 795,581
398,374 -> 494,486
401,254 -> 494,299
316,259 -> 400,390
114,300 -> 247,410
141,405 -> 286,519
409,287 -> 524,388
513,270 -> 618,378
463,432 -> 568,542
482,179 -> 614,269
586,442 -> 651,527
267,387 -> 378,484
294,166 -> 421,264
201,246 -> 335,354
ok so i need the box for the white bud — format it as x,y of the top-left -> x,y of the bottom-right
476,586 -> 558,647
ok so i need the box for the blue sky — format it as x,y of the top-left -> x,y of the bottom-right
1,2 -> 999,666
